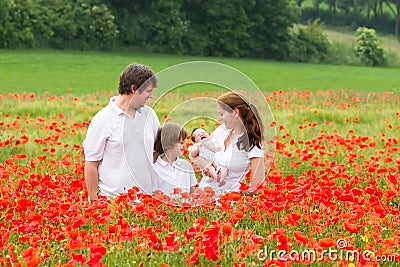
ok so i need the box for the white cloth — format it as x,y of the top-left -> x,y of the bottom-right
152,155 -> 197,196
199,125 -> 264,194
83,96 -> 160,198
196,139 -> 223,161
188,138 -> 226,181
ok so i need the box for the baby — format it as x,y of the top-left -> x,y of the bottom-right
188,128 -> 227,186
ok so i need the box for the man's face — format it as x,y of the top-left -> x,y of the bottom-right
192,128 -> 210,143
132,84 -> 154,108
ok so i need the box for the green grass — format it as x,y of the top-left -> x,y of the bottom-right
1,49 -> 400,95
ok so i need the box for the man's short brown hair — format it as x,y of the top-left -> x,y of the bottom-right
118,63 -> 157,94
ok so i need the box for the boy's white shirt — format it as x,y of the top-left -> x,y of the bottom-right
152,155 -> 197,196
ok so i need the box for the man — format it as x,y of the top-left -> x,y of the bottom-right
83,63 -> 160,201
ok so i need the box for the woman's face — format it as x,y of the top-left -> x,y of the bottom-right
217,104 -> 237,129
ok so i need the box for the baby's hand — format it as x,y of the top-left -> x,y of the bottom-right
204,166 -> 217,180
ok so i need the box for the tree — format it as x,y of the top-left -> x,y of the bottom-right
105,0 -> 188,53
245,0 -> 300,59
0,0 -> 53,48
0,0 -> 118,49
323,0 -> 338,26
103,0 -> 152,45
355,27 -> 386,66
182,0 -> 252,57
385,0 -> 400,38
288,19 -> 331,62
145,0 -> 189,53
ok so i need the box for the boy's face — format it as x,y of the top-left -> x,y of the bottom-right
192,128 -> 209,143
166,139 -> 186,161
177,139 -> 187,156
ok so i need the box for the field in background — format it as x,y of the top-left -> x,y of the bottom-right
1,49 -> 400,96
1,88 -> 399,266
325,27 -> 400,55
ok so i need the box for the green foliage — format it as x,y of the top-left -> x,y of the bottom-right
288,20 -> 331,62
146,0 -> 189,54
182,0 -> 253,57
300,0 -> 398,36
0,0 -> 302,59
324,41 -> 361,65
106,0 -> 300,59
78,1 -> 119,50
245,0 -> 301,59
0,0 -> 118,50
355,27 -> 386,66
0,0 -> 53,48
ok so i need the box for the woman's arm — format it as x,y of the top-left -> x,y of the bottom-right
189,155 -> 217,180
193,157 -> 217,179
243,157 -> 265,195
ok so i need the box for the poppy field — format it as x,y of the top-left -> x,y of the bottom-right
0,88 -> 399,266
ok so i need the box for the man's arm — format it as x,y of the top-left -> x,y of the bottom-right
85,161 -> 100,201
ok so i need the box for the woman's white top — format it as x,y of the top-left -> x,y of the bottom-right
199,125 -> 264,194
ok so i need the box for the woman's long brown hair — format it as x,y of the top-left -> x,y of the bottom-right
218,91 -> 264,151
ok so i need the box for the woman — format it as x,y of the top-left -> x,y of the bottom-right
190,91 -> 265,196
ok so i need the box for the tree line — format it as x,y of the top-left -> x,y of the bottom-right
299,0 -> 400,38
0,0 -> 398,62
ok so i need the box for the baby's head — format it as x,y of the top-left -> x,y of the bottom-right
191,128 -> 210,143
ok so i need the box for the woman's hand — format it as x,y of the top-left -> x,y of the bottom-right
217,167 -> 227,187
